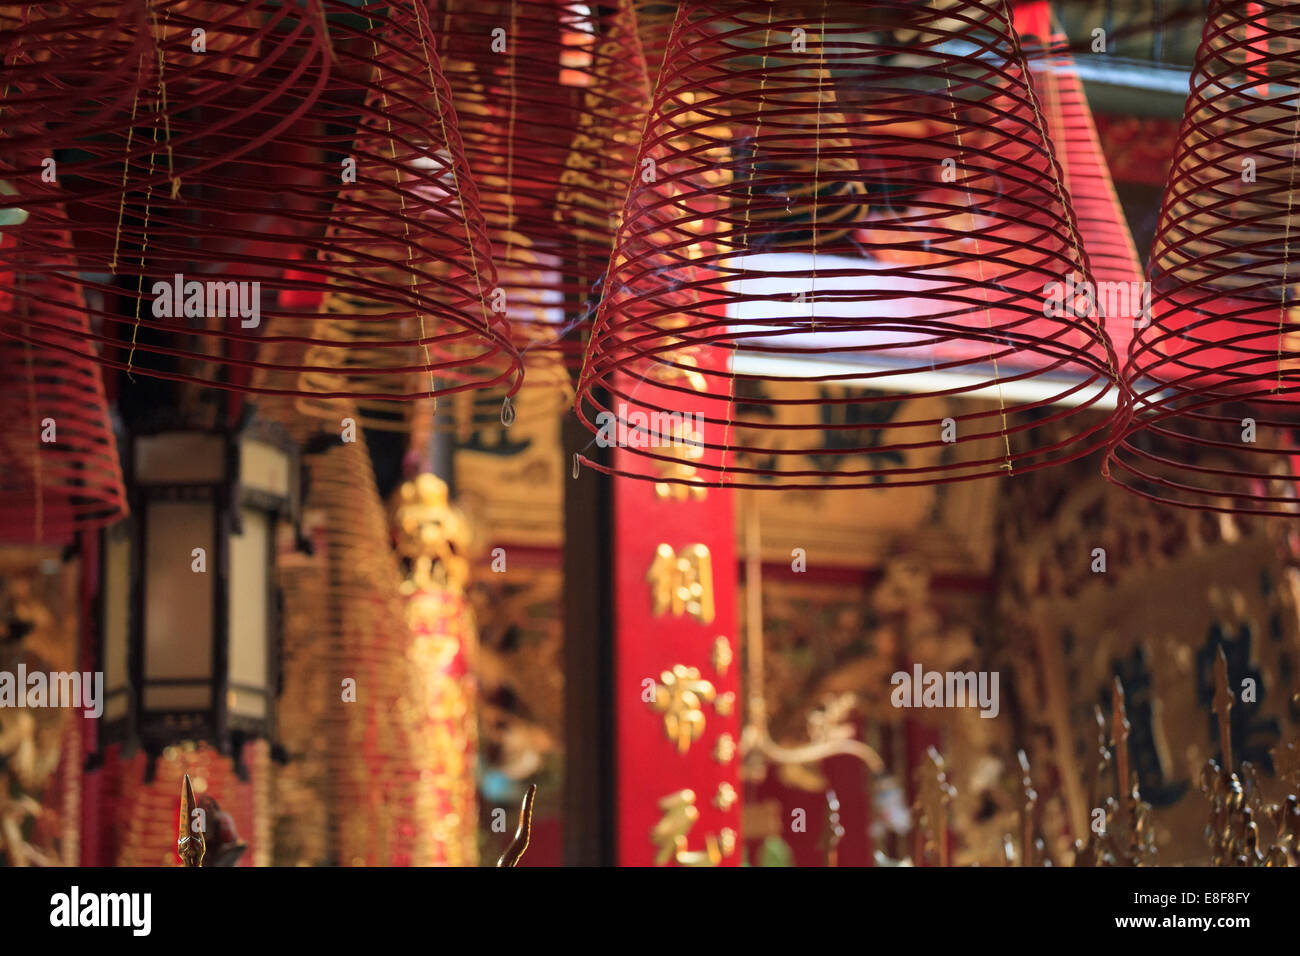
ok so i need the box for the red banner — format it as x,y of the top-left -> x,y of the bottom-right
612,359 -> 742,866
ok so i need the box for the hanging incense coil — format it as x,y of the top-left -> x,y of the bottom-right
576,0 -> 1122,489
0,3 -> 153,180
632,0 -> 680,80
258,378 -> 434,864
1105,0 -> 1300,516
433,0 -> 650,362
0,201 -> 126,542
283,423 -> 414,865
861,5 -> 1143,297
1,1 -> 521,407
307,433 -> 417,865
0,1 -> 327,208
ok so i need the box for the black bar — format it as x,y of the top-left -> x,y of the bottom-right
562,408 -> 616,867
2,865 -> 1283,940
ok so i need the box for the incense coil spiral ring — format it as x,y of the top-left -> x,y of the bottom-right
731,141 -> 868,249
1105,0 -> 1300,515
0,3 -> 154,161
1,1 -> 522,407
434,0 -> 651,362
0,1 -> 330,206
0,202 -> 126,542
576,0 -> 1122,490
306,432 -> 420,864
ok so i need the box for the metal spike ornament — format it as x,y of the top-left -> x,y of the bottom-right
177,774 -> 205,868
496,783 -> 537,867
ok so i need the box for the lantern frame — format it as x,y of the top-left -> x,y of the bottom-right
98,419 -> 298,774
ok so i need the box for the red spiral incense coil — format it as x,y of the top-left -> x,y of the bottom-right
433,0 -> 650,362
0,203 -> 126,542
0,1 -> 328,207
0,3 -> 153,161
1105,0 -> 1300,516
576,0 -> 1122,490
0,1 -> 521,407
257,383 -> 427,864
632,1 -> 679,80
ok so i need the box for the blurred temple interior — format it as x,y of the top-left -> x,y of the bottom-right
2,0 -> 1300,868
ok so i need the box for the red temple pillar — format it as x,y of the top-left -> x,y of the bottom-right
610,363 -> 742,866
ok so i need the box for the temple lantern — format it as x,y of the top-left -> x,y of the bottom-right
1106,0 -> 1300,515
98,422 -> 299,770
575,0 -> 1124,490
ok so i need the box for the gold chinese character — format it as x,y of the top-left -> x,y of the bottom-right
650,665 -> 716,754
654,467 -> 708,501
651,790 -> 734,866
719,828 -> 737,856
714,732 -> 736,764
714,782 -> 738,812
712,635 -> 732,677
715,691 -> 735,717
654,425 -> 708,500
647,543 -> 715,624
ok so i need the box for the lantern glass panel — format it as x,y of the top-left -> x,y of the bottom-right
227,506 -> 269,719
142,500 -> 213,709
240,440 -> 291,498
